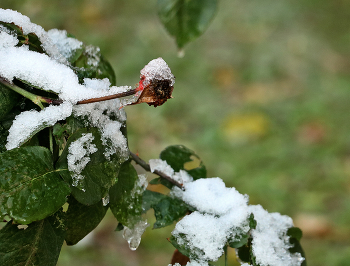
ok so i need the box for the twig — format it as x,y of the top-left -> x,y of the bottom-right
77,89 -> 138,104
130,151 -> 184,190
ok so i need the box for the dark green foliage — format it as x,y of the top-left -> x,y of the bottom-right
0,146 -> 70,224
143,190 -> 188,229
0,210 -> 65,266
157,0 -> 218,49
65,196 -> 108,245
288,227 -> 307,266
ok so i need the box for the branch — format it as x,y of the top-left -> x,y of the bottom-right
77,89 -> 138,104
130,151 -> 184,190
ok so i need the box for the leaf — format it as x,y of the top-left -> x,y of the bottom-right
0,209 -> 65,266
287,227 -> 307,266
109,161 -> 144,228
0,82 -> 19,121
157,0 -> 218,49
152,196 -> 188,229
73,46 -> 116,86
154,145 -> 206,188
142,189 -> 167,212
168,235 -> 204,261
56,127 -> 121,206
65,196 -> 108,245
0,146 -> 70,224
228,214 -> 256,249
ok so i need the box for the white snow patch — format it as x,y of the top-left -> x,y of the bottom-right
149,159 -> 193,185
73,100 -> 128,159
171,178 -> 304,266
47,29 -> 82,59
67,133 -> 98,189
249,205 -> 305,266
0,31 -> 18,47
6,102 -> 73,150
140,57 -> 175,87
0,8 -> 66,63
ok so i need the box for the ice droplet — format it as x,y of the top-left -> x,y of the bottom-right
123,220 -> 149,251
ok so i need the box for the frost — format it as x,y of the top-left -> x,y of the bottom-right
171,178 -> 304,266
140,57 -> 175,87
47,29 -> 83,59
123,220 -> 149,251
149,159 -> 193,185
6,102 -> 73,150
67,133 -> 98,189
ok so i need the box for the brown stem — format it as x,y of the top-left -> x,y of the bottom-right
77,89 -> 138,104
130,152 -> 184,190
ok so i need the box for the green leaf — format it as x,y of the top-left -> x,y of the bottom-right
73,46 -> 116,86
142,189 -> 167,212
0,82 -> 19,121
156,145 -> 206,188
65,196 -> 108,245
0,209 -> 65,266
152,196 -> 188,229
0,146 -> 70,224
157,0 -> 218,49
169,235 -> 204,261
288,227 -> 307,266
109,161 -> 145,228
56,127 -> 121,206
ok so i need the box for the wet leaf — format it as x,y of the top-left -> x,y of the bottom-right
0,210 -> 65,266
0,146 -> 70,224
109,161 -> 144,228
65,196 -> 108,245
157,0 -> 218,49
152,196 -> 188,229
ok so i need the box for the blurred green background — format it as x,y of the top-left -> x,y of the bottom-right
2,0 -> 350,265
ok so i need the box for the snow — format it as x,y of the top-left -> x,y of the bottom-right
170,178 -> 305,266
67,133 -> 98,189
0,8 -> 66,63
72,99 -> 128,160
47,29 -> 83,59
149,159 -> 193,184
249,205 -> 305,266
140,57 -> 175,87
5,102 -> 73,150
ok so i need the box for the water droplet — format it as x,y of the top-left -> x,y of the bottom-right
123,220 -> 149,250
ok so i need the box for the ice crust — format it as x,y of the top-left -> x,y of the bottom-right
170,177 -> 304,266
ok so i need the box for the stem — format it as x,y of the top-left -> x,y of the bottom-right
130,151 -> 184,190
49,127 -> 54,153
1,78 -> 48,109
224,245 -> 228,266
77,89 -> 138,105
